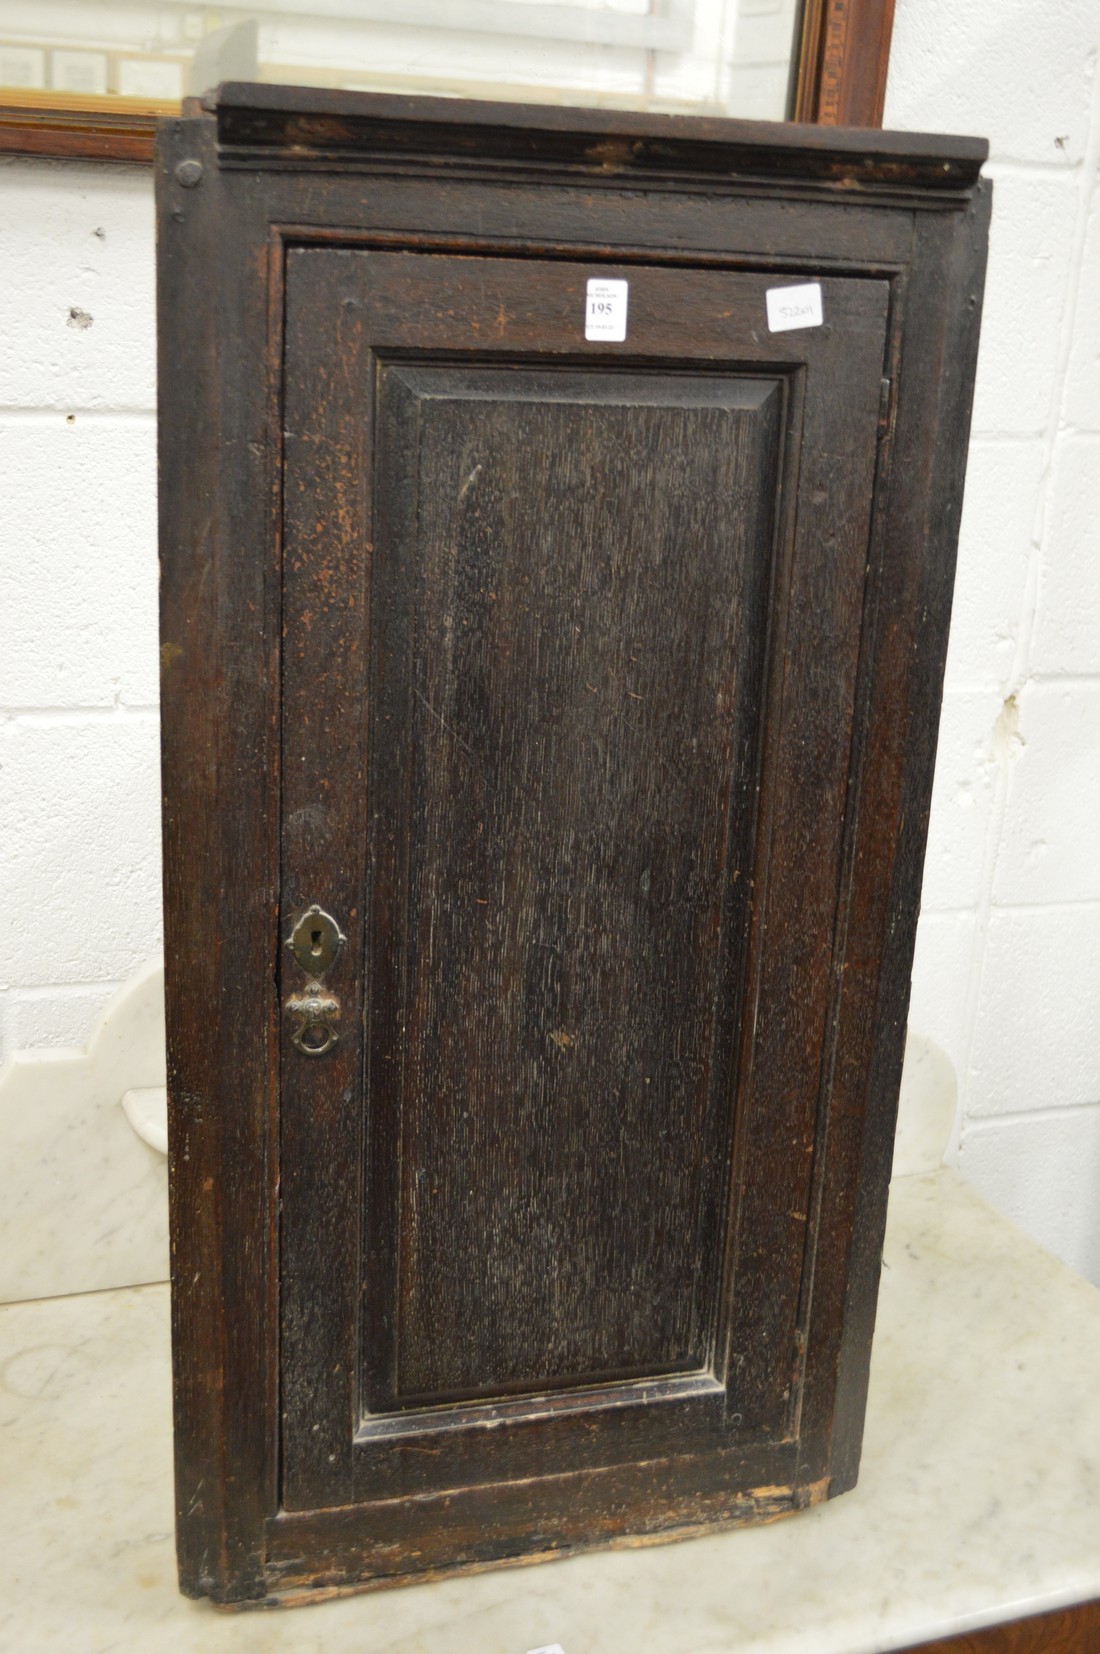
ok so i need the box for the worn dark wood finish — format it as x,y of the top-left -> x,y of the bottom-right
157,114 -> 281,1606
210,80 -> 984,194
794,0 -> 897,127
897,1597 -> 1100,1653
157,88 -> 989,1607
280,250 -> 889,1518
367,368 -> 776,1408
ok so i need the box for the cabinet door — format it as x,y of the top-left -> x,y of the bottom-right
278,250 -> 889,1535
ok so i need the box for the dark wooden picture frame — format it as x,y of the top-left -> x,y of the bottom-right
792,0 -> 896,125
0,0 -> 895,161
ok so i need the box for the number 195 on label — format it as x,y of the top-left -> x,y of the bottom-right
585,277 -> 629,342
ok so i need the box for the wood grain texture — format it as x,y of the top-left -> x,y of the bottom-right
278,232 -> 372,1514
277,249 -> 891,1517
369,367 -> 779,1409
794,0 -> 897,128
157,116 -> 279,1603
814,178 -> 991,1495
896,1597 -> 1100,1654
211,80 -> 983,195
156,90 -> 989,1605
0,95 -> 159,161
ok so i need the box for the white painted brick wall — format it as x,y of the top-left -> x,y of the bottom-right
0,161 -> 160,1062
888,0 -> 1100,1283
2,0 -> 1098,1283
0,161 -> 155,408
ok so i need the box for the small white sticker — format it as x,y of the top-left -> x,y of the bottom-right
585,278 -> 628,342
526,1646 -> 566,1654
765,281 -> 824,333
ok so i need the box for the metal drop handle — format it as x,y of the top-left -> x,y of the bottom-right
284,982 -> 340,1056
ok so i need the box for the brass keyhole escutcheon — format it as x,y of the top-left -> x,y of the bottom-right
284,905 -> 346,1056
287,905 -> 346,977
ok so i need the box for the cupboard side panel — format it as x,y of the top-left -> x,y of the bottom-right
802,186 -> 991,1493
157,122 -> 280,1600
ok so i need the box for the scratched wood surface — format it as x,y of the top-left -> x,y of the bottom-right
279,249 -> 890,1519
157,91 -> 989,1604
370,367 -> 780,1409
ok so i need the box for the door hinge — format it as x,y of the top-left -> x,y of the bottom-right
877,375 -> 897,445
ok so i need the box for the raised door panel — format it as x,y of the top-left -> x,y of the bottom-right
279,249 -> 889,1516
366,364 -> 781,1416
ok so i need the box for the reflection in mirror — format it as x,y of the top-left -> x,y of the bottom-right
0,0 -> 801,121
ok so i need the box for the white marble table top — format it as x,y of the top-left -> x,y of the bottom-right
2,1168 -> 1098,1654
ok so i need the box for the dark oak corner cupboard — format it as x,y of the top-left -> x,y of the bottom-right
156,84 -> 989,1608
